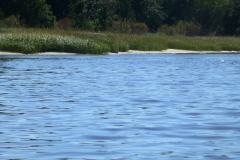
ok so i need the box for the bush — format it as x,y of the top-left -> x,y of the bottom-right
0,15 -> 23,28
158,24 -> 176,36
132,22 -> 148,34
183,21 -> 202,36
109,20 -> 131,34
158,21 -> 202,36
79,20 -> 97,31
109,20 -> 148,34
56,18 -> 75,29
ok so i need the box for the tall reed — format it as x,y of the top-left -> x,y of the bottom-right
0,32 -> 110,54
0,28 -> 240,54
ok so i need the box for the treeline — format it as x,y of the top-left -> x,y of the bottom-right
0,0 -> 240,36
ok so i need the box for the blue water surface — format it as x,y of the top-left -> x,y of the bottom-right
0,53 -> 240,160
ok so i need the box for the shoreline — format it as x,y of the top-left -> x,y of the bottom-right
0,49 -> 240,56
118,49 -> 240,54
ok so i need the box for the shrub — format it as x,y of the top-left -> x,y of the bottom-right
0,15 -> 22,28
56,18 -> 75,29
132,22 -> 148,34
158,24 -> 176,35
80,20 -> 97,31
109,20 -> 148,34
158,21 -> 202,36
109,20 -> 131,34
184,21 -> 202,36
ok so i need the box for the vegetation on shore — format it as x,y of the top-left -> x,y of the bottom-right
0,28 -> 240,54
1,0 -> 240,36
1,0 -> 240,54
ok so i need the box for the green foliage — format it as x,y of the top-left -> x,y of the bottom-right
38,3 -> 56,28
109,20 -> 148,34
133,0 -> 166,32
21,0 -> 56,27
116,0 -> 135,21
162,0 -> 240,36
45,0 -> 72,20
44,0 -> 165,32
56,18 -> 75,29
162,0 -> 195,25
2,28 -> 240,55
159,21 -> 202,36
125,35 -> 167,51
165,36 -> 222,51
0,0 -> 55,28
1,0 -> 240,35
132,22 -> 148,34
78,20 -> 98,32
109,20 -> 132,34
0,15 -> 22,28
105,37 -> 130,53
221,0 -> 240,35
0,31 -> 110,54
66,0 -> 116,31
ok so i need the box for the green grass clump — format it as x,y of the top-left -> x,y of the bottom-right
0,28 -> 240,54
164,36 -> 222,51
0,33 -> 110,54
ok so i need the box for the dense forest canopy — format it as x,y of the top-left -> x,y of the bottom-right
0,0 -> 240,35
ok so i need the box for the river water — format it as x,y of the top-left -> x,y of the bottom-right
0,53 -> 240,159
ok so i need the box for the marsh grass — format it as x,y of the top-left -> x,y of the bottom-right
0,31 -> 110,54
0,28 -> 240,54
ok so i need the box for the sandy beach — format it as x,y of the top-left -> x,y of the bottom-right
0,52 -> 25,55
118,49 -> 240,54
0,49 -> 239,56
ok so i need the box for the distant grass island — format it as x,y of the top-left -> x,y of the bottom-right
0,28 -> 240,54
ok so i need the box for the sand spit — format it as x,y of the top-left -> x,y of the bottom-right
117,49 -> 240,54
0,52 -> 25,55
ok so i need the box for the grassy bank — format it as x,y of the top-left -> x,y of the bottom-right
0,28 -> 240,54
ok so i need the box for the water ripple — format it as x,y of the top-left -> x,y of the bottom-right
1,54 -> 240,159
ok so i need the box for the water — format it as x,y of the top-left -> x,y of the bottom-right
0,53 -> 240,160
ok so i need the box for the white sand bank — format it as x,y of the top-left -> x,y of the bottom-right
0,52 -> 25,55
117,49 -> 240,54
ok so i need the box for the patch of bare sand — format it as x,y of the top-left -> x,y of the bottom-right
117,49 -> 240,54
0,52 -> 25,55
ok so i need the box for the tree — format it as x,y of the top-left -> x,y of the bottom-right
46,0 -> 73,20
0,0 -> 55,27
116,0 -> 135,21
162,0 -> 196,25
162,0 -> 234,35
65,0 -> 117,31
222,0 -> 240,35
133,0 -> 166,32
193,0 -> 232,35
21,0 -> 55,27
